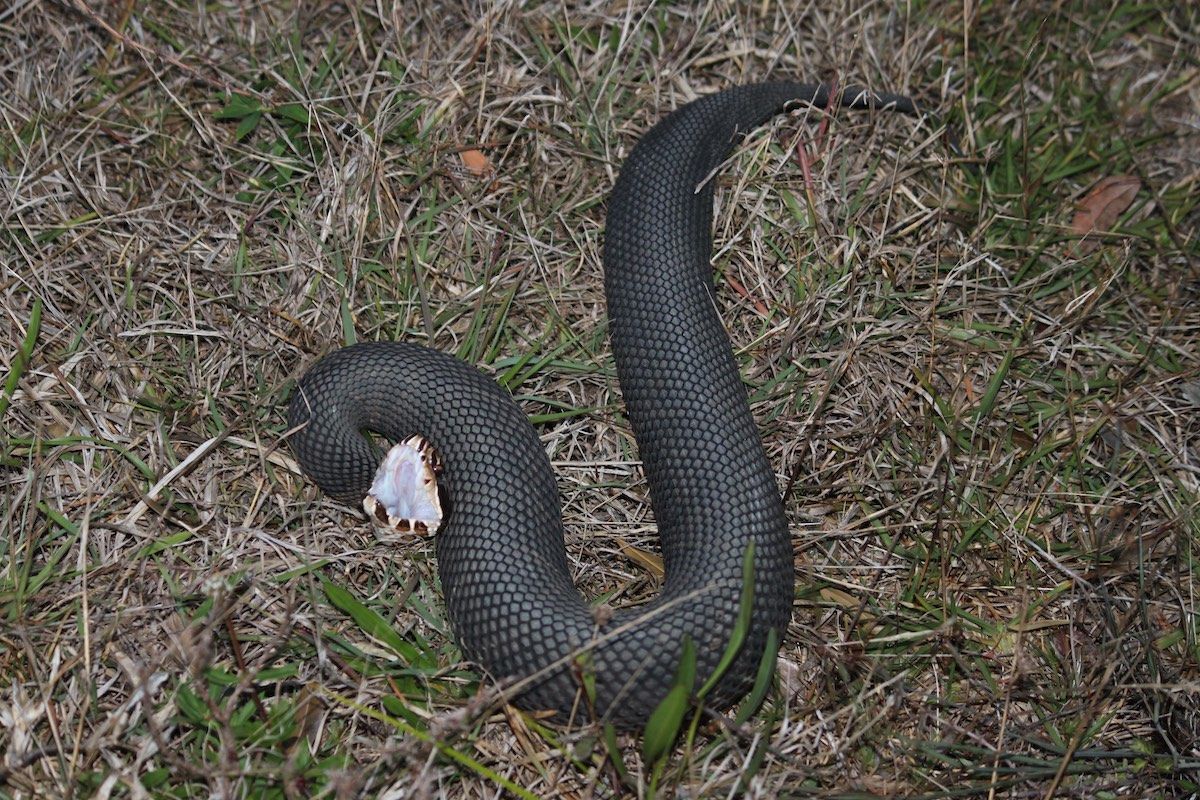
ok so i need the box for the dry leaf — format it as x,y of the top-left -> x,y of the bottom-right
724,273 -> 770,316
774,653 -> 802,696
1069,174 -> 1140,247
459,148 -> 492,176
820,586 -> 876,625
619,541 -> 664,579
819,587 -> 860,609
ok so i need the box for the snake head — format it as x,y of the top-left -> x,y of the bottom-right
363,434 -> 444,537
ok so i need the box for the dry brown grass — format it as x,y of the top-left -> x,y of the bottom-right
2,1 -> 1198,798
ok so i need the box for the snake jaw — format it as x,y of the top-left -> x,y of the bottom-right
363,434 -> 443,536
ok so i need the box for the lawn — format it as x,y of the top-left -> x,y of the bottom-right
2,1 -> 1197,797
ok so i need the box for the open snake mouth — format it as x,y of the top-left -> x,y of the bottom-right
363,434 -> 443,536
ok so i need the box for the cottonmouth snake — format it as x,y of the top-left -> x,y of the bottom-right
288,82 -> 917,729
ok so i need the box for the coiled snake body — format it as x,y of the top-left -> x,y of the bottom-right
288,82 -> 916,729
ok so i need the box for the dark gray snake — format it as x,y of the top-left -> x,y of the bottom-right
288,82 -> 917,729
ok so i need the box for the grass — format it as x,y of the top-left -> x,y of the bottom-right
2,0 -> 1198,797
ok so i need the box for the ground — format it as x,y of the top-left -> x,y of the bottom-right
2,1 -> 1198,798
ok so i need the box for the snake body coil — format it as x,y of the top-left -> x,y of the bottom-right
288,82 -> 916,729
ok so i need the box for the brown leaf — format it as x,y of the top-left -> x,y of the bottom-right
724,273 -> 770,316
459,148 -> 492,176
819,586 -> 860,609
820,586 -> 877,626
1069,175 -> 1140,243
619,541 -> 664,579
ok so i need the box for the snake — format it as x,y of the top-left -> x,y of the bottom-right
287,81 -> 917,729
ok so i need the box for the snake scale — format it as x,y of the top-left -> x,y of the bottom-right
287,82 -> 917,729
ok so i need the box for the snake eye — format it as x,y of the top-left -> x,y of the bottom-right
362,434 -> 444,536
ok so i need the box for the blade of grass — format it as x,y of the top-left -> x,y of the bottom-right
0,297 -> 41,426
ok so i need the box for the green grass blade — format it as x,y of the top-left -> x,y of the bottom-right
0,297 -> 41,425
602,723 -> 632,786
972,326 -> 1022,421
642,635 -> 696,765
697,540 -> 755,699
323,688 -> 539,800
321,579 -> 419,663
734,626 -> 781,725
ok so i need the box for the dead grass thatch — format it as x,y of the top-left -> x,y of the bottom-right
2,1 -> 1197,797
